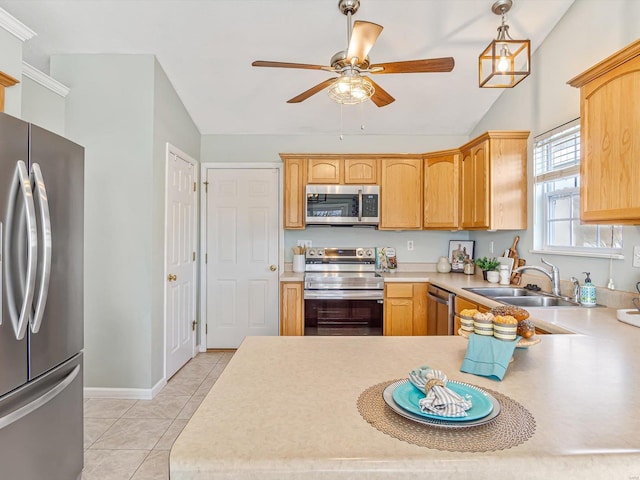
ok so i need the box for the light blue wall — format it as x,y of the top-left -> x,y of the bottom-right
21,76 -> 65,135
51,54 -> 156,389
469,0 -> 640,293
0,28 -> 22,117
151,59 -> 200,384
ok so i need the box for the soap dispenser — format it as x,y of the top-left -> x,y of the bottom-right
580,272 -> 597,307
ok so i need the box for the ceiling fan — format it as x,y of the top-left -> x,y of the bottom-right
252,0 -> 455,107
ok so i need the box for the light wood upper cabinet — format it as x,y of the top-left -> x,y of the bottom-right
460,132 -> 529,230
568,40 -> 640,224
307,158 -> 343,184
281,155 -> 306,229
383,283 -> 427,336
423,150 -> 460,229
280,281 -> 304,336
380,157 -> 423,230
344,158 -> 378,184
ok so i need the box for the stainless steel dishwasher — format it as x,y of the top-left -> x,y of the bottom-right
427,284 -> 455,335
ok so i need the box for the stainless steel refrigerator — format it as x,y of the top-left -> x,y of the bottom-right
0,112 -> 84,479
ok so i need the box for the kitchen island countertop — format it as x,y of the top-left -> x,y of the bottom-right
171,331 -> 640,479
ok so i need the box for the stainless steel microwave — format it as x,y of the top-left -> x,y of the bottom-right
305,185 -> 380,226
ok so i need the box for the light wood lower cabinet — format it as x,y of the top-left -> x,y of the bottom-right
280,281 -> 304,336
383,283 -> 428,336
454,296 -> 490,335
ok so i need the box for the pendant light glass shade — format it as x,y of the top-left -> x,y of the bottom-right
479,0 -> 530,88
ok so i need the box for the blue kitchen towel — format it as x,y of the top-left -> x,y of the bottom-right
460,333 -> 521,381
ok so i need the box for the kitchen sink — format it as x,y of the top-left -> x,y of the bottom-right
463,287 -> 581,308
463,287 -> 542,297
491,296 -> 580,307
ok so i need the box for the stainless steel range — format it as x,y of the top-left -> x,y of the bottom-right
303,247 -> 384,336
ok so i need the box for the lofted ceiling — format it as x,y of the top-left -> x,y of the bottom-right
0,0 -> 574,136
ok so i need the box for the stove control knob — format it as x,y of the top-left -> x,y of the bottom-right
308,249 -> 315,256
365,249 -> 373,257
317,249 -> 324,257
356,249 -> 363,256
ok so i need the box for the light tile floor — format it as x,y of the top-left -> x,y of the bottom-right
82,350 -> 235,480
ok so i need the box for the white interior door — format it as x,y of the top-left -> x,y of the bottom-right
205,168 -> 279,348
165,144 -> 197,379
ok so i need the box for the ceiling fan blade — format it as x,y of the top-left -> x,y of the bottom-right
370,57 -> 455,74
346,21 -> 383,65
287,78 -> 337,104
363,76 -> 395,107
252,60 -> 333,71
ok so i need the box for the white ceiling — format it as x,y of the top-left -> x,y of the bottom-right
0,0 -> 574,136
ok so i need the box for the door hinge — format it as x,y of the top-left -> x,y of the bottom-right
193,182 -> 197,192
205,324 -> 208,334
192,251 -> 196,261
203,181 -> 209,193
192,320 -> 197,331
205,253 -> 208,264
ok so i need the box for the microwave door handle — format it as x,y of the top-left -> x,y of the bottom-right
29,163 -> 51,334
4,160 -> 37,340
358,189 -> 363,222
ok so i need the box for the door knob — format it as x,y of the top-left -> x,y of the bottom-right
167,274 -> 177,281
270,265 -> 277,272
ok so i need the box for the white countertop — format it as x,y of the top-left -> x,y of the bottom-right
170,272 -> 640,478
171,334 -> 640,479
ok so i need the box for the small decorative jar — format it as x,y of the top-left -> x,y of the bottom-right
463,259 -> 475,275
486,270 -> 500,283
436,256 -> 452,273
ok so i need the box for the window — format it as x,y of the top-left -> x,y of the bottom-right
533,119 -> 622,256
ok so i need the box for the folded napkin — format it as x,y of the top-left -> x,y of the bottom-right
460,333 -> 521,381
409,367 -> 472,417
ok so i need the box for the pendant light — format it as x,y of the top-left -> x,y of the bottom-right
479,0 -> 530,88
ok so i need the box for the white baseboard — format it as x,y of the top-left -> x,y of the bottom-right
84,377 -> 167,400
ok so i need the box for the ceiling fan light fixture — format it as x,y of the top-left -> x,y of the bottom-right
479,0 -> 530,88
328,73 -> 375,105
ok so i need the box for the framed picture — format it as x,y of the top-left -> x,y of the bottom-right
448,240 -> 475,273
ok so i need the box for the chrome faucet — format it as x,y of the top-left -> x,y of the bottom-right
570,277 -> 581,303
513,258 -> 562,297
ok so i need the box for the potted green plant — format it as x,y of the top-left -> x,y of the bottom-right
475,257 -> 500,281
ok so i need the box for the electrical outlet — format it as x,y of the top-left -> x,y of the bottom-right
407,240 -> 414,251
633,246 -> 640,267
490,241 -> 494,254
297,240 -> 312,248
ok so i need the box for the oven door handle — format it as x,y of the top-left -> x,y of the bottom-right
304,290 -> 384,301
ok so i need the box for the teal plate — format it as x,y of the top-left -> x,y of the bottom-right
392,380 -> 493,421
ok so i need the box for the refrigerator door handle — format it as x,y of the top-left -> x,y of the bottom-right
4,160 -> 37,340
0,365 -> 79,431
29,163 -> 52,334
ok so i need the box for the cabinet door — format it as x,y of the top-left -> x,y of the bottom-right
424,152 -> 459,229
460,141 -> 489,229
280,282 -> 303,336
380,158 -> 423,230
283,157 -> 306,229
581,54 -> 640,222
307,158 -> 342,184
384,298 -> 414,336
344,158 -> 378,184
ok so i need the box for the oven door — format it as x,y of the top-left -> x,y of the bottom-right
304,290 -> 383,336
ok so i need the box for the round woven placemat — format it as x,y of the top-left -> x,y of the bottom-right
357,379 -> 536,452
